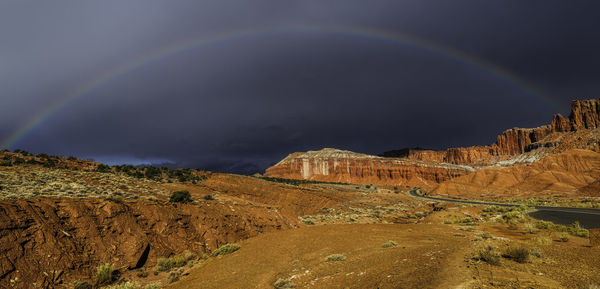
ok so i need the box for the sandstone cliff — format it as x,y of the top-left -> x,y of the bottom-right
380,98 -> 600,164
431,149 -> 600,199
264,148 -> 473,187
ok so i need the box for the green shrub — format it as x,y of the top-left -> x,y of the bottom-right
157,257 -> 176,272
166,271 -> 180,284
381,240 -> 398,248
274,278 -> 296,289
529,247 -> 544,258
103,281 -> 140,289
212,244 -> 241,256
96,263 -> 115,285
73,280 -> 92,289
559,233 -> 569,242
96,164 -> 112,173
477,246 -> 500,265
144,282 -> 162,289
325,254 -> 346,262
203,194 -> 214,200
502,246 -> 530,263
173,255 -> 186,267
480,232 -> 493,239
169,191 -> 192,203
533,236 -> 550,245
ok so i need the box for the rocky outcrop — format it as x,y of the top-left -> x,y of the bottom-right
380,98 -> 600,164
265,148 -> 473,187
0,197 -> 298,288
266,99 -> 600,187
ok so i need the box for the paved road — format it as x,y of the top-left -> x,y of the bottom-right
409,191 -> 600,229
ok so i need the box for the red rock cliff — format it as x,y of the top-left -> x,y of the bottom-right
264,148 -> 474,187
383,98 -> 600,163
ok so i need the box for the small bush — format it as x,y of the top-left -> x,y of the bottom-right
203,194 -> 214,200
302,220 -> 315,225
96,164 -> 112,173
96,263 -> 115,285
480,232 -> 493,239
157,257 -> 176,272
529,247 -> 544,258
173,255 -> 186,267
145,283 -> 162,289
532,236 -> 550,245
381,240 -> 398,248
167,271 -> 180,284
274,278 -> 296,289
477,246 -> 500,265
502,246 -> 530,263
558,233 -> 569,242
170,191 -> 192,203
212,244 -> 241,256
325,254 -> 346,262
73,280 -> 92,289
103,282 -> 140,289
183,250 -> 195,261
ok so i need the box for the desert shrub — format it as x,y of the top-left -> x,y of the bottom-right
136,268 -> 148,278
144,166 -> 162,180
558,233 -> 569,242
532,236 -> 550,245
529,247 -> 544,258
73,280 -> 92,289
480,232 -> 494,239
183,250 -> 195,261
169,191 -> 192,203
303,219 -> 315,225
157,257 -> 176,272
212,243 -> 241,256
453,217 -> 473,224
568,221 -> 589,238
166,271 -> 180,284
144,283 -> 162,289
274,278 -> 296,289
96,263 -> 115,285
203,194 -> 214,200
96,164 -> 112,173
381,240 -> 398,248
103,281 -> 140,289
477,246 -> 500,265
105,196 -> 123,204
325,254 -> 346,262
173,255 -> 186,267
502,246 -> 530,263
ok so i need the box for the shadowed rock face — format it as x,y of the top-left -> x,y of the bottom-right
264,148 -> 473,187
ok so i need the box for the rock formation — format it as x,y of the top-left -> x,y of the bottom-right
266,99 -> 600,186
431,149 -> 600,199
264,148 -> 474,187
380,98 -> 600,164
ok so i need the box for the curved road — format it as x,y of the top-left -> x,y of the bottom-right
409,191 -> 600,229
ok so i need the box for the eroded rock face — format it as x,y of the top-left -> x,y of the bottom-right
381,99 -> 600,163
0,198 -> 297,288
266,99 -> 600,185
264,148 -> 473,187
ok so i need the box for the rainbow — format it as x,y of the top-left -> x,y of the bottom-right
1,24 -> 558,149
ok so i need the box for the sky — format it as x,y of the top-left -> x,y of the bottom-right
1,1 -> 599,173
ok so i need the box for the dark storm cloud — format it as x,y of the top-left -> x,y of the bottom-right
2,1 -> 599,173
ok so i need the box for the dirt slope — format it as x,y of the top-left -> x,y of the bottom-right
431,149 -> 600,199
170,224 -> 473,289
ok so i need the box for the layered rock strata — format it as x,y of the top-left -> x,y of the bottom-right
264,148 -> 473,187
